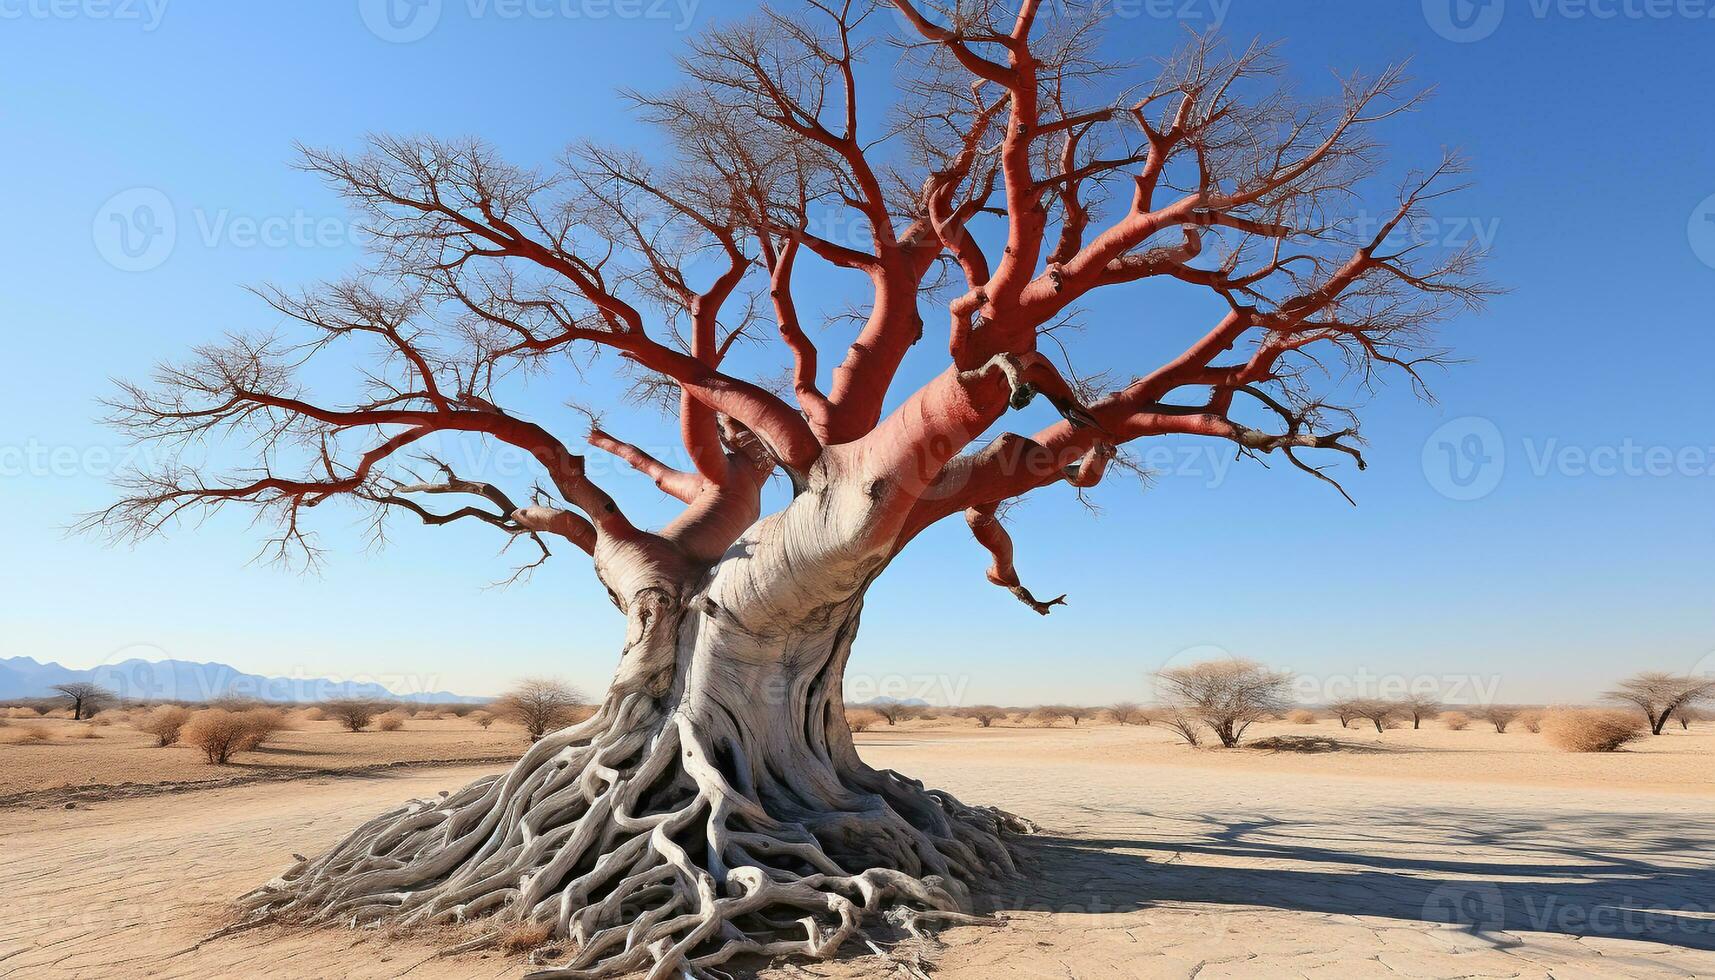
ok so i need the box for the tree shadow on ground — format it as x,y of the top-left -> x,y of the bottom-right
991,806 -> 1715,951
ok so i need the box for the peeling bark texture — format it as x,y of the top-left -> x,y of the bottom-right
237,472 -> 1031,978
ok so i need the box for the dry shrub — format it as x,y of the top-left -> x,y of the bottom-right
1517,709 -> 1545,734
92,714 -> 116,727
473,711 -> 496,730
182,710 -> 253,764
498,919 -> 555,955
236,707 -> 291,750
299,706 -> 327,722
74,725 -> 102,739
1286,709 -> 1318,725
376,712 -> 406,732
1543,709 -> 1645,753
15,725 -> 52,743
139,706 -> 193,747
1441,711 -> 1471,731
847,709 -> 883,733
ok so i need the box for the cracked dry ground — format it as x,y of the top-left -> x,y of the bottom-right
4,730 -> 1713,979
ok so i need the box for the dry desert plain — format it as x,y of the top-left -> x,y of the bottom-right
3,712 -> 1714,979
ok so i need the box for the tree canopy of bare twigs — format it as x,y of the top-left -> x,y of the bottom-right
51,682 -> 112,721
1155,658 -> 1291,748
496,678 -> 588,741
1604,672 -> 1715,736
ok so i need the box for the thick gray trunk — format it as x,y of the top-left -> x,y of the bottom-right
234,497 -> 1029,978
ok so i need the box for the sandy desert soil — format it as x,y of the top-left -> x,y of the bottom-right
2,720 -> 1712,979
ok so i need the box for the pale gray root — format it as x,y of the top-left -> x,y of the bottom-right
233,690 -> 1030,979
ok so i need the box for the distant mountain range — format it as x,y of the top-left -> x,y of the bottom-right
0,655 -> 487,705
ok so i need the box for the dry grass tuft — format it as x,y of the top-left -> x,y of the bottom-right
1286,709 -> 1318,725
9,725 -> 53,744
1542,709 -> 1646,753
1440,711 -> 1471,731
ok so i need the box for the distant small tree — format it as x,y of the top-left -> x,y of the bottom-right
1031,705 -> 1071,728
1063,705 -> 1093,726
1328,698 -> 1362,729
961,706 -> 1005,728
1156,659 -> 1292,748
1108,702 -> 1146,726
869,702 -> 908,726
473,711 -> 496,730
138,706 -> 193,747
1398,694 -> 1441,730
1478,705 -> 1518,733
1516,709 -> 1545,734
1351,700 -> 1399,733
327,700 -> 378,732
497,679 -> 588,741
1671,706 -> 1705,730
52,682 -> 112,721
1605,672 -> 1715,736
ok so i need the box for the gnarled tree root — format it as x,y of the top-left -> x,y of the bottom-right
233,693 -> 1032,979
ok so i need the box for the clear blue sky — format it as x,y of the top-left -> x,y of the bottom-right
3,1 -> 1712,705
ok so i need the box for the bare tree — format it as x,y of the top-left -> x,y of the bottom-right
1063,705 -> 1093,726
495,679 -> 588,742
51,682 -> 111,721
1478,705 -> 1519,733
1398,693 -> 1441,730
79,3 -> 1488,972
325,700 -> 377,733
1156,659 -> 1293,748
1351,699 -> 1399,733
867,701 -> 910,726
1328,698 -> 1363,729
1672,706 -> 1705,730
1604,672 -> 1715,735
962,706 -> 1005,728
1108,702 -> 1146,726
